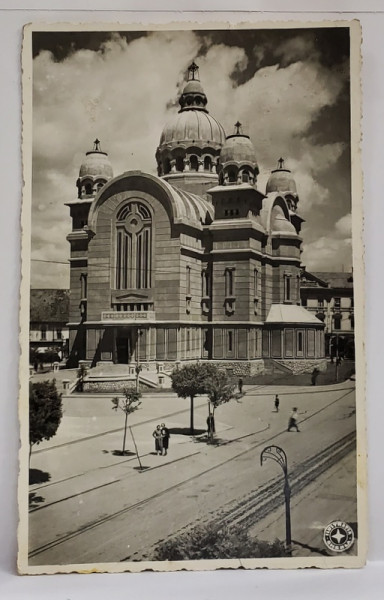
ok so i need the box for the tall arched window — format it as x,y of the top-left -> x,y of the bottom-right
176,156 -> 184,172
204,156 -> 212,172
190,155 -> 198,171
116,201 -> 152,290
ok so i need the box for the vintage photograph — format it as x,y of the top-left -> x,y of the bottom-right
19,21 -> 365,573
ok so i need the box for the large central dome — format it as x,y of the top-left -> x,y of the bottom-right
159,110 -> 225,148
156,62 -> 225,179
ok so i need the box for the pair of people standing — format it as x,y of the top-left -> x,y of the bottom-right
152,423 -> 170,456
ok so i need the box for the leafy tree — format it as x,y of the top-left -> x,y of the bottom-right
153,522 -> 290,560
205,369 -> 236,443
171,363 -> 217,435
29,380 -> 63,465
112,387 -> 142,455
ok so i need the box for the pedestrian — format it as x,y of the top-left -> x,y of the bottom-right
238,377 -> 243,394
152,424 -> 163,455
287,407 -> 300,432
311,367 -> 320,386
274,394 -> 280,412
160,422 -> 170,456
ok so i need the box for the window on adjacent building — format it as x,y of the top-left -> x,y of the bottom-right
56,329 -> 62,339
225,268 -> 235,297
318,298 -> 324,308
334,316 -> 341,329
116,201 -> 152,290
334,297 -> 341,309
302,298 -> 307,307
41,324 -> 47,340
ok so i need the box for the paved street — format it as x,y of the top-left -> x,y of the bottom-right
28,381 -> 356,565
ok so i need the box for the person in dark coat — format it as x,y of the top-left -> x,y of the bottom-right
238,378 -> 243,394
152,425 -> 163,455
274,395 -> 280,412
160,423 -> 170,456
311,368 -> 320,386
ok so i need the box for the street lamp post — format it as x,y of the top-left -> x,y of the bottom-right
260,445 -> 292,554
135,328 -> 143,392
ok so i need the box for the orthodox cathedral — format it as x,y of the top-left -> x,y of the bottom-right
66,62 -> 325,385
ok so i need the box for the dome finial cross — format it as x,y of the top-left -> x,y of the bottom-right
234,121 -> 242,135
93,138 -> 101,152
278,157 -> 285,169
188,61 -> 199,81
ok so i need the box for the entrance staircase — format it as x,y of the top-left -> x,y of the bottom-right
83,362 -> 172,391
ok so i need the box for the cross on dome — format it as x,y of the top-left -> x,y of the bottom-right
234,121 -> 243,135
93,138 -> 102,152
278,157 -> 285,169
188,61 -> 200,81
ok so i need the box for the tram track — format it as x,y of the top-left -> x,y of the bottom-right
28,387 -> 355,560
127,430 -> 356,561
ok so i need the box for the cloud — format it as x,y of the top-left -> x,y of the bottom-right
335,213 -> 352,237
31,30 -> 351,287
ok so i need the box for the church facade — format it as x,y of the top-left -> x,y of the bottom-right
66,63 -> 325,380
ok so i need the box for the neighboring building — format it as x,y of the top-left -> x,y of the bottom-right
30,289 -> 70,358
65,62 -> 325,380
300,271 -> 354,358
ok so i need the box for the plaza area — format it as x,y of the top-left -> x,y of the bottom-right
28,380 -> 357,565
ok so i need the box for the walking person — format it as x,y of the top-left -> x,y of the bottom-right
160,422 -> 170,456
152,424 -> 163,455
238,377 -> 243,395
274,394 -> 280,412
287,407 -> 300,432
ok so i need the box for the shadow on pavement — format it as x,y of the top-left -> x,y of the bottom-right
29,468 -> 51,485
29,491 -> 45,509
168,427 -> 206,436
111,450 -> 136,457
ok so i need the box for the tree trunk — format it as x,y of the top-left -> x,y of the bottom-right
190,395 -> 194,435
122,411 -> 128,454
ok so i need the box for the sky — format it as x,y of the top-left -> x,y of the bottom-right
31,27 -> 352,289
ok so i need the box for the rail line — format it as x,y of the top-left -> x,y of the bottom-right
28,387 -> 355,560
127,431 -> 356,561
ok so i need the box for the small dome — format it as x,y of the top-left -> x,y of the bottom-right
79,139 -> 113,180
266,158 -> 297,195
159,110 -> 226,148
219,134 -> 258,166
182,79 -> 205,95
